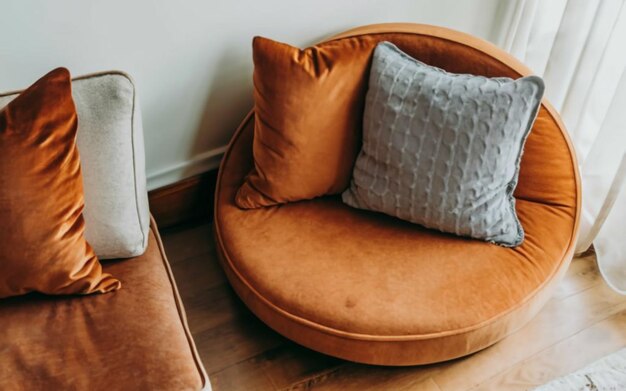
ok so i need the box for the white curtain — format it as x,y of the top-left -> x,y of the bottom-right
499,0 -> 626,293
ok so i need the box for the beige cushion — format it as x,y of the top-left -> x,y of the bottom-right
0,71 -> 150,259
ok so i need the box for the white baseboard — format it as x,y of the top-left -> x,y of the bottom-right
146,145 -> 228,190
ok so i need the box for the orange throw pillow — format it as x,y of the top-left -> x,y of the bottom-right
235,36 -> 377,208
0,68 -> 121,299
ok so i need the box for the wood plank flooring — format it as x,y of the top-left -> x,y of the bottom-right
162,223 -> 626,391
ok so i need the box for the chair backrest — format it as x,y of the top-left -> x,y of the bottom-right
325,23 -> 581,226
0,71 -> 150,259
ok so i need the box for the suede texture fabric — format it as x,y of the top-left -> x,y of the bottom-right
0,68 -> 120,299
0,72 -> 150,259
0,220 -> 207,390
343,42 -> 545,246
235,35 -> 372,208
215,24 -> 581,365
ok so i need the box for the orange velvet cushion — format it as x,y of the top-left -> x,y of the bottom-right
235,36 -> 375,208
0,221 -> 206,390
0,68 -> 120,299
217,109 -> 578,365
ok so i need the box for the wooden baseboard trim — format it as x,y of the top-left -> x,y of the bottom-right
148,169 -> 218,230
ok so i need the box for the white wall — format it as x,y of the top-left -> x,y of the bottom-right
0,0 -> 509,189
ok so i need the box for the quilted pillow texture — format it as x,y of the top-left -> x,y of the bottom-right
343,42 -> 544,246
0,72 -> 149,259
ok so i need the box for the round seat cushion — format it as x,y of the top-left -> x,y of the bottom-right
214,25 -> 580,365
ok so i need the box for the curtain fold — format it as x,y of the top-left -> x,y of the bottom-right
500,0 -> 626,293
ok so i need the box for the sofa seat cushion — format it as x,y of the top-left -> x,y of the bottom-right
0,219 -> 208,391
214,109 -> 579,365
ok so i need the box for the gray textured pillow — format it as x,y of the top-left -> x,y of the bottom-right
342,42 -> 544,247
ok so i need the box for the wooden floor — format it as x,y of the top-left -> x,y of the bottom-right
162,223 -> 626,391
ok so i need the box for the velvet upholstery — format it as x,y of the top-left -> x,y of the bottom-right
235,35 -> 372,208
215,24 -> 581,365
0,219 -> 208,390
0,68 -> 119,299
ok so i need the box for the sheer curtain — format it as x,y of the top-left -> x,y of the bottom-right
498,0 -> 626,293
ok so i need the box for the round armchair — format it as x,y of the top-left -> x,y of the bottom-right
214,24 -> 581,365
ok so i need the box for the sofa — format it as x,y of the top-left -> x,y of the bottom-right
0,72 -> 209,390
214,23 -> 581,365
